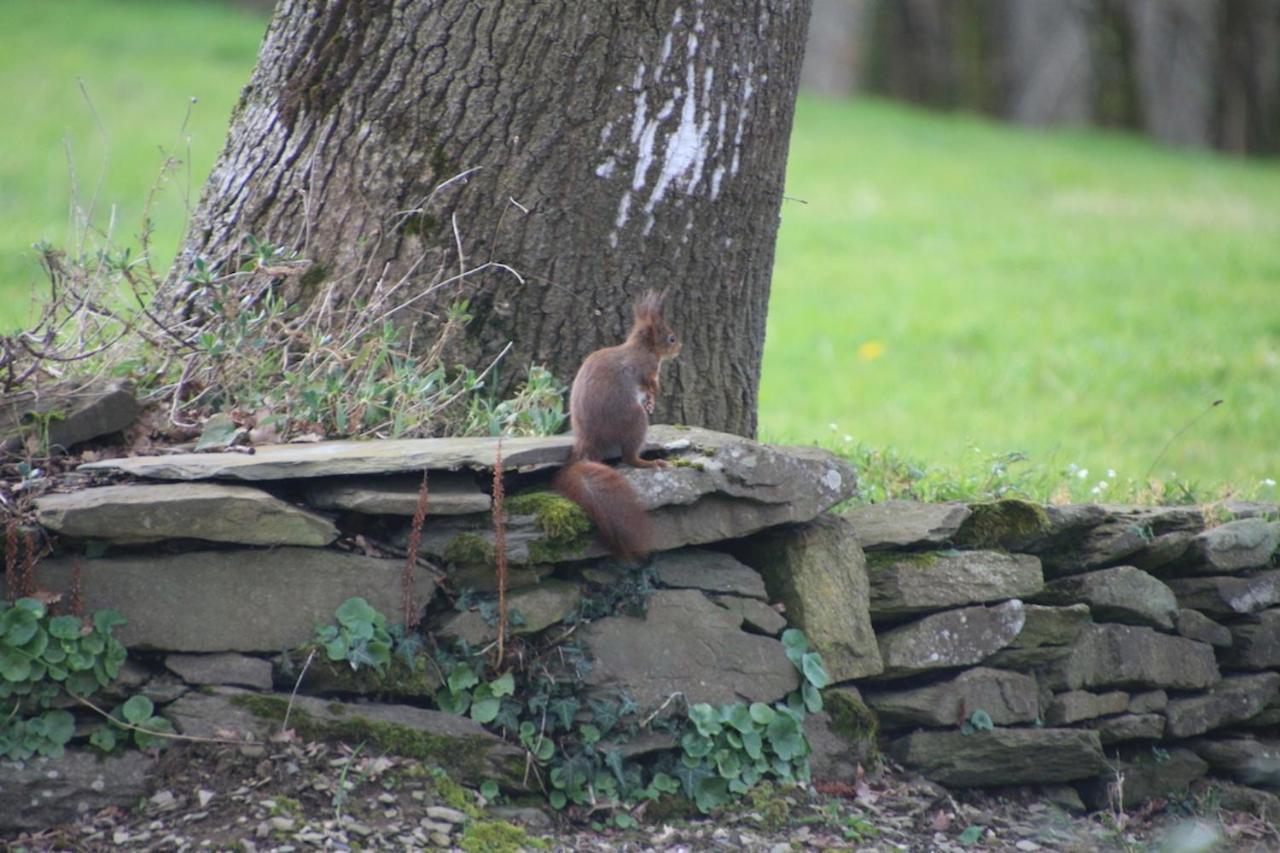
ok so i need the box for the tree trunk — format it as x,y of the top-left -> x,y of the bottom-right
169,0 -> 811,438
800,0 -> 873,97
1000,0 -> 1095,127
1218,0 -> 1280,154
1126,0 -> 1217,148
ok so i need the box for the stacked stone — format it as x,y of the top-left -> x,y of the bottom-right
7,425 -> 866,829
844,498 -> 1280,808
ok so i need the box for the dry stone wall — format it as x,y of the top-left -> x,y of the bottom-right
845,498 -> 1280,810
5,426 -> 1280,828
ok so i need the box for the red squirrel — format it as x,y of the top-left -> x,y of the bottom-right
553,291 -> 681,562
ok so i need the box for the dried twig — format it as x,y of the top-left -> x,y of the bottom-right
401,469 -> 429,629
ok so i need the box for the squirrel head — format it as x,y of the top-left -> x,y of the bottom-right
631,290 -> 681,358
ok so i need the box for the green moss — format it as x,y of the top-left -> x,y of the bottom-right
668,458 -> 706,471
745,782 -> 792,832
505,491 -> 590,541
444,532 -> 496,565
427,766 -> 481,817
954,498 -> 1051,549
268,796 -> 301,816
506,490 -> 591,563
459,819 -> 548,852
826,689 -> 880,766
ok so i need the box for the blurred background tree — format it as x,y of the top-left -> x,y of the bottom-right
801,0 -> 1279,155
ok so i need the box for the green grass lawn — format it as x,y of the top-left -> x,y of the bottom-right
0,0 -> 267,330
2,1 -> 1277,498
762,96 -> 1280,498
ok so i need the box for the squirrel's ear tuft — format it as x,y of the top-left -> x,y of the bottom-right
635,289 -> 665,320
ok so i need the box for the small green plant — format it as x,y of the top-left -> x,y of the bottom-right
0,597 -> 134,759
674,629 -> 831,813
960,708 -> 995,735
316,597 -> 394,675
434,662 -> 516,724
91,694 -> 176,752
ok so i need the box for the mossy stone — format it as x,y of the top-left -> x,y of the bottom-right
955,498 -> 1052,550
505,491 -> 590,542
826,687 -> 880,749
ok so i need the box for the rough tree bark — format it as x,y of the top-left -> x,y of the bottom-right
168,0 -> 812,437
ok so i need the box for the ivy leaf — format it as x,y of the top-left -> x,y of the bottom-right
121,695 -> 155,725
724,703 -> 756,734
335,597 -> 379,628
470,696 -> 501,724
688,703 -> 723,737
802,682 -> 824,713
92,609 -> 127,634
447,662 -> 480,694
89,726 -> 118,753
47,615 -> 83,640
0,649 -> 31,682
748,702 -> 777,726
489,672 -> 516,697
41,710 -> 75,745
801,652 -> 830,689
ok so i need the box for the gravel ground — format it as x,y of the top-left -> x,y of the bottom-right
7,738 -> 1280,852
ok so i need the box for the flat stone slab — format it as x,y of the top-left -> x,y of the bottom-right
1167,571 -> 1280,617
875,600 -> 1027,680
165,652 -> 274,689
394,427 -> 856,564
1,377 -> 140,453
580,589 -> 799,712
844,501 -> 971,550
650,549 -> 767,599
1088,713 -> 1165,745
861,667 -> 1040,730
32,548 -> 435,652
889,728 -> 1107,787
1045,689 -> 1129,725
0,750 -> 154,832
1047,623 -> 1219,692
1033,566 -> 1177,630
867,550 -> 1043,621
732,515 -> 883,681
166,687 -> 524,788
304,471 -> 491,515
1164,673 -> 1280,738
78,433 -> 575,480
35,482 -> 338,546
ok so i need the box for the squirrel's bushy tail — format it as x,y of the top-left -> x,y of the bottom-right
554,461 -> 652,563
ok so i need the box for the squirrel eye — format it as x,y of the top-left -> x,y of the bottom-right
667,334 -> 676,343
